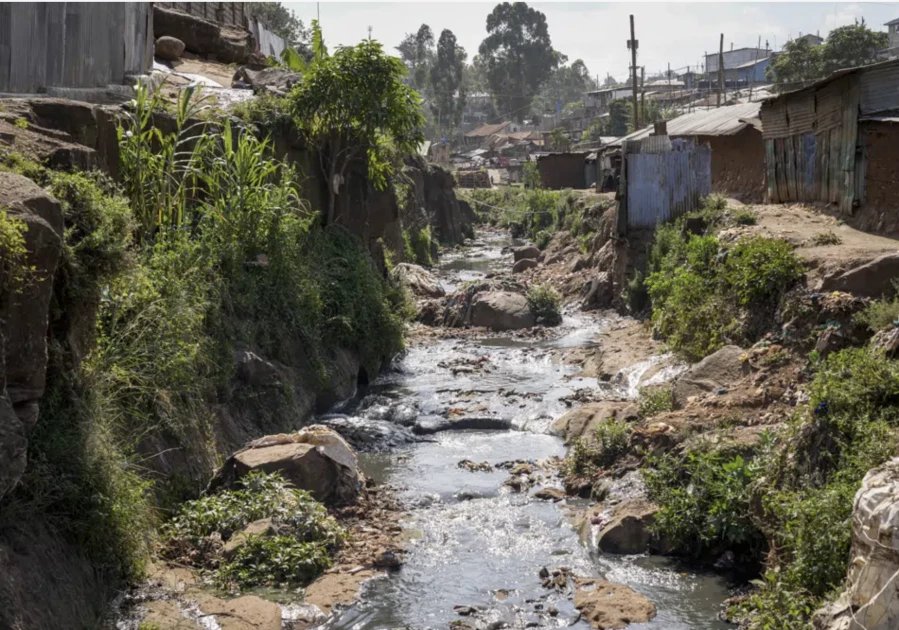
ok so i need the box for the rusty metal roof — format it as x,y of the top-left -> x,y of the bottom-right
464,121 -> 512,137
607,102 -> 761,147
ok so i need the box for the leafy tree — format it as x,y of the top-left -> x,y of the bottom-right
479,2 -> 560,122
247,2 -> 310,55
585,117 -> 610,141
822,20 -> 888,74
609,99 -> 631,137
549,127 -> 572,151
463,55 -> 491,95
531,58 -> 597,116
290,40 -> 425,224
430,30 -> 467,137
397,24 -> 435,94
766,37 -> 824,90
602,74 -> 618,87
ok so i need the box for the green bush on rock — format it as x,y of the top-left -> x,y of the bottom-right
526,283 -> 562,326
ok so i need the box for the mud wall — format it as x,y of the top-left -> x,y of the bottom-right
697,128 -> 766,202
845,122 -> 899,236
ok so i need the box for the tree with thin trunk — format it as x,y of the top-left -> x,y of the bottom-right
430,29 -> 467,138
289,40 -> 425,224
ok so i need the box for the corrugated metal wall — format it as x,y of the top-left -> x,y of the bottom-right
0,3 -> 152,94
250,18 -> 287,59
623,138 -> 711,229
762,73 -> 864,213
155,2 -> 247,28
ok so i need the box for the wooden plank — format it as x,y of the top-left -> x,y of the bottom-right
765,139 -> 778,203
784,136 -> 797,201
775,138 -> 788,202
829,127 -> 841,204
0,3 -> 12,91
840,75 -> 860,215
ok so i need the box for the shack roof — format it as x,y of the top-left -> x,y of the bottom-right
465,121 -> 512,137
607,101 -> 761,147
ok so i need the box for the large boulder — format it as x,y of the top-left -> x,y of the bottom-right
819,253 -> 899,298
513,245 -> 541,261
390,263 -> 445,298
470,291 -> 536,331
0,173 -> 64,498
512,258 -> 539,273
232,67 -> 302,96
813,458 -> 899,630
672,345 -> 748,406
594,499 -> 662,555
573,576 -> 656,629
154,36 -> 185,61
582,271 -> 614,311
207,425 -> 360,503
153,6 -> 254,64
551,401 -> 638,442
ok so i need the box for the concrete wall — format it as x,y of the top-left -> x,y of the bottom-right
0,3 -> 153,95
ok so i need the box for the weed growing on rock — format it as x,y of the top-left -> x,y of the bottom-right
809,231 -> 842,246
855,284 -> 899,331
564,420 -> 631,478
164,471 -> 343,589
637,387 -> 674,419
534,229 -> 551,250
526,283 -> 562,326
733,209 -> 758,226
0,208 -> 31,291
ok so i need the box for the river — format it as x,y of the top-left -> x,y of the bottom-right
318,230 -> 733,630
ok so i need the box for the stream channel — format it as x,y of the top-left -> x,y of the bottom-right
318,230 -> 732,630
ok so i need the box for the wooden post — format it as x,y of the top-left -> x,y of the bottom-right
717,33 -> 725,107
629,15 -> 639,131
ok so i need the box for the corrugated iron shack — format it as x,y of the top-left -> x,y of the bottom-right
618,136 -> 712,231
537,152 -> 589,189
759,58 -> 899,215
609,102 -> 765,201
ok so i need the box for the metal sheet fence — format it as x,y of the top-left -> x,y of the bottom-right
0,3 -> 152,93
623,138 -> 711,229
250,18 -> 287,59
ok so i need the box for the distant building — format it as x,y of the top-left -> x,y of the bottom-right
462,121 -> 519,147
795,33 -> 824,47
885,18 -> 899,57
724,57 -> 772,85
583,87 -> 633,115
705,47 -> 770,77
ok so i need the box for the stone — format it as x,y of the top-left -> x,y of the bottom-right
222,518 -> 276,559
470,291 -> 536,331
153,6 -> 253,64
390,263 -> 445,298
812,457 -> 899,630
512,258 -> 539,273
550,401 -> 639,442
573,576 -> 656,629
533,487 -> 566,502
0,173 -> 64,498
234,349 -> 282,387
232,66 -> 302,95
595,500 -> 661,555
207,425 -> 360,503
513,246 -> 541,262
154,36 -> 185,61
672,345 -> 749,407
872,327 -> 899,358
413,416 -> 512,434
581,272 -> 613,311
820,253 -> 899,298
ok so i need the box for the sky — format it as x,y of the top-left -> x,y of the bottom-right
284,1 -> 899,82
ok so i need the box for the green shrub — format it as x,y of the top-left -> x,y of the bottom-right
534,229 -> 551,250
403,225 -> 433,266
522,161 -> 540,189
644,449 -> 763,558
733,209 -> 758,225
526,283 -> 562,326
626,271 -> 649,314
855,285 -> 899,330
0,207 -> 31,291
646,235 -> 803,361
638,386 -> 673,418
809,231 -> 842,246
216,536 -> 334,589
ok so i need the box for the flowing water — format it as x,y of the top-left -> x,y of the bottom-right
317,231 -> 733,630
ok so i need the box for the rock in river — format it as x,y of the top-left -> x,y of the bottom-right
470,291 -> 536,331
513,245 -> 541,261
573,576 -> 656,629
512,258 -> 539,273
390,262 -> 446,298
207,425 -> 360,503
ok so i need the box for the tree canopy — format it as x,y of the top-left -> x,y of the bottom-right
290,40 -> 425,222
478,2 -> 560,122
531,58 -> 597,117
767,20 -> 888,91
430,30 -> 467,137
397,24 -> 435,95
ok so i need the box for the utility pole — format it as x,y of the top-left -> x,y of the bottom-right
749,35 -> 761,101
717,33 -> 725,107
628,15 -> 639,131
